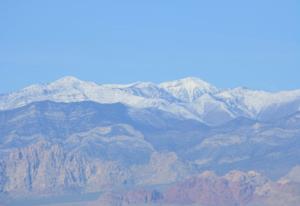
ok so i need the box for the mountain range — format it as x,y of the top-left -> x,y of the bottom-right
2,76 -> 300,125
0,76 -> 300,206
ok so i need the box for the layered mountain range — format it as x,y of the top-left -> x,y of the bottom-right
1,76 -> 300,206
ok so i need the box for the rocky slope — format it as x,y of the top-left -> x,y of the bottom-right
59,170 -> 300,206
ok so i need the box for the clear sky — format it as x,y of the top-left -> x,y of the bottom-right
0,0 -> 299,93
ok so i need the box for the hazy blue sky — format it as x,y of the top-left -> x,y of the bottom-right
0,0 -> 299,93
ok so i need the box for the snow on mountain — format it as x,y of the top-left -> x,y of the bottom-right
159,77 -> 219,102
1,76 -> 300,125
109,81 -> 178,101
0,76 -> 145,109
217,87 -> 300,117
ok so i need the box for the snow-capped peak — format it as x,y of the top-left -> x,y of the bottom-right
54,76 -> 81,83
49,76 -> 98,89
159,77 -> 218,102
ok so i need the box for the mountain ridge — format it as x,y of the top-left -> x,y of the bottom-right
2,76 -> 300,126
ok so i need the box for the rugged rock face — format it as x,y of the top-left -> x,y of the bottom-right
165,172 -> 238,206
91,171 -> 300,206
1,140 -> 133,196
160,171 -> 267,206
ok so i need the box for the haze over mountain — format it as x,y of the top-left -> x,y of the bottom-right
0,77 -> 300,206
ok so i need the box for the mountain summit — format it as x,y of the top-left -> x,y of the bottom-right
159,77 -> 218,102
